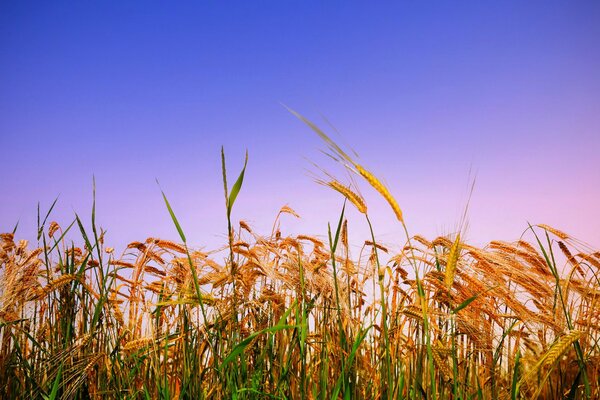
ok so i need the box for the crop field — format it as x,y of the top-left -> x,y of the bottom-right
1,121 -> 599,399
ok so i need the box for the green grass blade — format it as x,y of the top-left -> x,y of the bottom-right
453,295 -> 478,314
453,285 -> 497,314
221,146 -> 229,202
226,150 -> 248,216
158,181 -> 187,243
510,350 -> 521,400
75,213 -> 93,252
45,362 -> 63,400
12,219 -> 19,235
37,196 -> 59,240
220,325 -> 296,369
48,219 -> 76,253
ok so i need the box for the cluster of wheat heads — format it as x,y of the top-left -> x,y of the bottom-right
1,216 -> 599,399
1,125 -> 599,399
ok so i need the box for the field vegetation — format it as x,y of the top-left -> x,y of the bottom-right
1,116 -> 599,399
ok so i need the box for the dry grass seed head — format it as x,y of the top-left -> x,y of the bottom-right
155,240 -> 187,254
239,220 -> 252,233
296,235 -> 325,248
412,235 -> 432,248
364,240 -> 388,253
326,180 -> 367,214
576,252 -> 600,271
558,241 -> 586,278
444,233 -> 461,288
537,224 -> 569,240
355,164 -> 403,222
544,330 -> 582,367
48,221 -> 60,238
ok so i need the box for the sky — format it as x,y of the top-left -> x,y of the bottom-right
1,1 -> 599,253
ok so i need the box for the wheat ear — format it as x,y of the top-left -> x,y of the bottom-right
326,180 -> 368,214
355,164 -> 403,222
444,234 -> 461,288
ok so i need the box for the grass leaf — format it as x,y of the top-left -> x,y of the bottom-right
158,181 -> 187,243
226,150 -> 248,217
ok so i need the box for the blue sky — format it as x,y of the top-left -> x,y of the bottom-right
1,1 -> 599,251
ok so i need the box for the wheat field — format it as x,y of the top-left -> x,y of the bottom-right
1,121 -> 599,399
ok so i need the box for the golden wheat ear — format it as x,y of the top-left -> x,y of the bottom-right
354,164 -> 403,222
320,179 -> 367,214
444,234 -> 461,288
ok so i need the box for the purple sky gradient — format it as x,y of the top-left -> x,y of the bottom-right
1,1 -> 599,252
